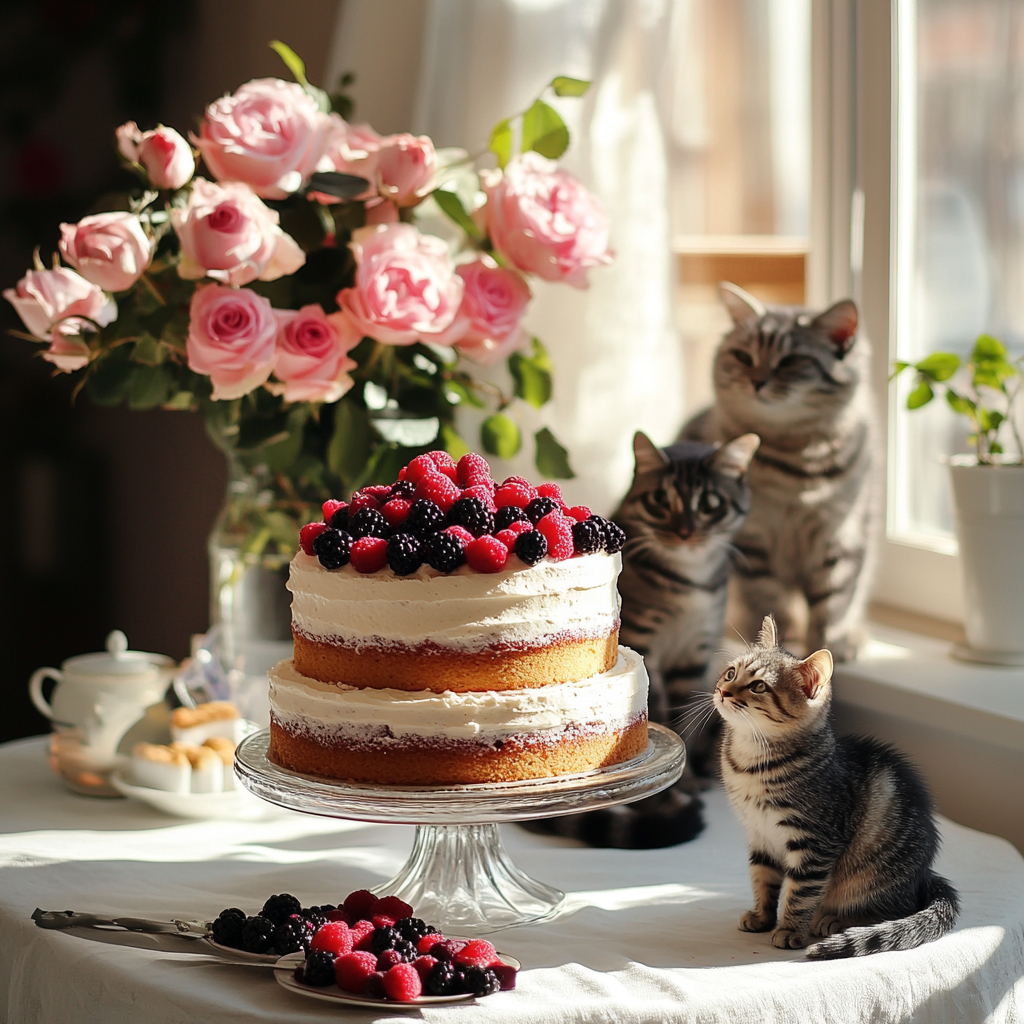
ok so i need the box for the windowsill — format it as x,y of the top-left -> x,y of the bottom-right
832,622 -> 1024,753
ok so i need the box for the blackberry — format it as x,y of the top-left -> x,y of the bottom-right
261,893 -> 302,926
590,515 -> 626,554
371,925 -> 399,953
571,519 -> 604,555
461,966 -> 501,997
349,507 -> 389,539
514,529 -> 548,566
387,532 -> 424,575
446,497 -> 494,537
301,904 -> 336,928
393,939 -> 417,962
274,914 -> 314,954
313,529 -> 352,570
365,971 -> 387,999
494,505 -> 531,532
405,499 -> 445,538
302,949 -> 337,987
395,916 -> 431,942
210,908 -> 246,948
426,532 -> 465,573
526,496 -> 560,523
389,479 -> 416,500
240,915 -> 276,954
425,960 -> 459,996
329,506 -> 350,531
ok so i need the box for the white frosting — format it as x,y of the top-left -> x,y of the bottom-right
269,648 -> 648,743
288,550 -> 621,652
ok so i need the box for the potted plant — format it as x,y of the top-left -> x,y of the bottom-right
893,334 -> 1024,663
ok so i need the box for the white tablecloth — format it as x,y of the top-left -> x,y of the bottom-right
1,735 -> 1023,1024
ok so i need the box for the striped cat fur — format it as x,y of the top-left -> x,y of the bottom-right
713,615 -> 959,958
683,283 -> 875,660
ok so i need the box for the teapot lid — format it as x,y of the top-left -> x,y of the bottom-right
62,631 -> 175,676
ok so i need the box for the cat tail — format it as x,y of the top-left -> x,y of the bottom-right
804,874 -> 960,960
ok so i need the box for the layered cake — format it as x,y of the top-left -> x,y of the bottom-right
267,451 -> 649,785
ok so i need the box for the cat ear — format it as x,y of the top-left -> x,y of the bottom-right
719,282 -> 766,327
813,299 -> 859,357
796,649 -> 834,698
633,432 -> 668,476
756,615 -> 778,648
710,433 -> 760,478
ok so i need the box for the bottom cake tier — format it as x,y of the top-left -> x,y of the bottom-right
267,648 -> 649,785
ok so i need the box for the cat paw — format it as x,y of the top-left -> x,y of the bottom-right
771,927 -> 808,949
739,910 -> 775,933
811,915 -> 845,938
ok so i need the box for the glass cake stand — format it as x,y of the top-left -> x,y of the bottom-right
234,724 -> 685,935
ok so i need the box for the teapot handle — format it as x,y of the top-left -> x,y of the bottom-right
29,668 -> 61,720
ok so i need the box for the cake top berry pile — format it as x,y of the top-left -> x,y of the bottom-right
299,450 -> 625,576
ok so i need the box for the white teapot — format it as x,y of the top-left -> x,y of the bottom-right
30,631 -> 175,794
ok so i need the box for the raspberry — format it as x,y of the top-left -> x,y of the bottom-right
375,895 -> 414,920
371,914 -> 397,930
527,496 -> 560,523
454,939 -> 497,968
591,515 -> 626,553
492,962 -> 518,990
329,506 -> 350,531
310,920 -> 353,957
299,521 -> 329,555
377,949 -> 404,971
465,472 -> 496,493
349,507 -> 389,539
405,454 -> 439,484
381,498 -> 411,527
572,519 -> 604,555
426,450 -> 458,480
303,949 -> 338,987
312,529 -> 352,570
495,529 -> 519,549
494,505 -> 531,531
383,962 -> 423,1001
425,960 -> 458,995
342,889 -> 379,921
240,915 -> 275,953
413,955 -> 438,982
415,472 -> 461,512
417,932 -> 446,954
349,492 -> 381,514
335,950 -> 379,994
495,483 -> 534,509
397,467 -> 407,480
365,971 -> 387,999
322,499 -> 346,523
457,452 -> 491,485
389,478 -> 416,500
210,908 -> 245,948
536,482 -> 564,503
506,519 -> 533,538
566,505 -> 592,522
426,532 -> 466,573
362,485 -> 392,500
350,536 -> 389,573
502,475 -> 533,489
387,533 -> 423,575
537,511 -> 574,560
274,914 -> 314,954
427,939 -> 465,962
446,497 -> 494,537
466,535 -> 509,573
350,918 -> 376,950
514,529 -> 548,565
461,966 -> 501,996
405,499 -> 445,537
461,484 -> 497,510
324,908 -> 352,924
444,525 -> 474,545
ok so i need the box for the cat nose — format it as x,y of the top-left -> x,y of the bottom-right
752,378 -> 768,391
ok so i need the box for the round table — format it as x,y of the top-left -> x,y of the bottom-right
1,736 -> 1023,1023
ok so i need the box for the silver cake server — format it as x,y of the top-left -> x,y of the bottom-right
32,908 -> 211,937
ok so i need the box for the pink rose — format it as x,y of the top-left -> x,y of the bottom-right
195,78 -> 330,199
269,304 -> 360,403
435,258 -> 531,365
320,116 -> 381,180
116,121 -> 194,190
186,283 -> 277,399
4,267 -> 116,339
336,223 -> 464,346
44,319 -> 94,372
374,134 -> 435,207
58,212 -> 152,293
172,178 -> 305,286
484,152 -> 613,288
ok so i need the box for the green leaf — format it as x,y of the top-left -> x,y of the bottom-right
445,380 -> 486,409
433,188 -> 481,238
521,99 -> 569,159
489,118 -> 513,169
509,337 -> 553,409
128,365 -> 171,410
85,346 -> 132,406
306,171 -> 371,200
889,360 -> 911,381
327,399 -> 373,487
972,333 -> 1007,362
439,421 -> 470,460
914,351 -> 960,382
945,389 -> 976,417
990,441 -> 1005,454
163,391 -> 195,410
270,40 -> 308,87
130,333 -> 167,366
481,413 -> 521,459
906,380 -> 934,409
550,76 -> 590,97
262,407 -> 308,473
534,426 -> 575,479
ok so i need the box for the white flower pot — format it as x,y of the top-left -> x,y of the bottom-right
948,458 -> 1024,665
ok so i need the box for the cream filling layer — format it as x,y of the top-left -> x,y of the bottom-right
269,647 -> 647,742
288,550 -> 621,652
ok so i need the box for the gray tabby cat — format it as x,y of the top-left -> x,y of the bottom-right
714,615 -> 959,958
683,283 -> 874,659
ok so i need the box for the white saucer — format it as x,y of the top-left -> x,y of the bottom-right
110,770 -> 279,820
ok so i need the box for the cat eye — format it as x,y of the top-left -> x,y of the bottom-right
723,667 -> 736,682
749,680 -> 767,693
731,349 -> 753,366
700,491 -> 722,512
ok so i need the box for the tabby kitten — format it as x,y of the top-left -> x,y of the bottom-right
683,283 -> 874,660
714,615 -> 958,958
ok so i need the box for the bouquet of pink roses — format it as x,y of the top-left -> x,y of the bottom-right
4,43 -> 612,558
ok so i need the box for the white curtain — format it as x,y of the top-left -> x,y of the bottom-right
329,0 -> 683,514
